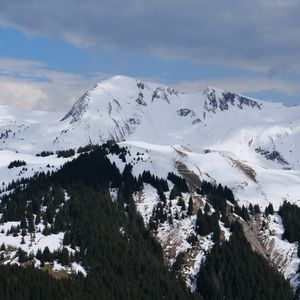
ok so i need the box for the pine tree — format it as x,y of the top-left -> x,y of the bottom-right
27,213 -> 35,234
63,231 -> 71,245
169,186 -> 182,200
177,197 -> 186,210
204,202 -> 210,214
248,203 -> 254,215
265,203 -> 274,216
17,248 -> 28,263
36,249 -> 43,262
254,204 -> 261,214
61,248 -> 70,266
0,243 -> 5,251
42,247 -> 53,262
187,197 -> 193,216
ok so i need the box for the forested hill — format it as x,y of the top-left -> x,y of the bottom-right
0,144 -> 199,300
0,144 -> 293,299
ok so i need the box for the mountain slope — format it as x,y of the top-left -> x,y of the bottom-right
0,75 -> 299,210
0,145 -> 294,300
0,145 -> 200,300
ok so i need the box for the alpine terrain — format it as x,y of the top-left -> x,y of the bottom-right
0,75 -> 299,299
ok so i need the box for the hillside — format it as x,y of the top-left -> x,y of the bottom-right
0,144 -> 294,299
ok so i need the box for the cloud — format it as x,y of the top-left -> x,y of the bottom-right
0,1 -> 300,74
0,58 -> 107,111
0,78 -> 47,109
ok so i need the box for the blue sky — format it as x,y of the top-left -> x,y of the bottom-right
0,1 -> 300,110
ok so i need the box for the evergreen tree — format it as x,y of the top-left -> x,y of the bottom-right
63,231 -> 71,245
42,247 -> 53,262
248,203 -> 254,215
187,197 -> 193,216
0,243 -> 5,251
169,186 -> 182,200
265,203 -> 275,216
279,201 -> 300,243
254,204 -> 261,214
177,197 -> 186,210
17,248 -> 28,263
204,202 -> 210,214
61,248 -> 69,266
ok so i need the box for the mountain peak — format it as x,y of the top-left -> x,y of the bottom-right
60,75 -> 266,130
202,85 -> 262,112
61,76 -> 141,124
95,75 -> 140,89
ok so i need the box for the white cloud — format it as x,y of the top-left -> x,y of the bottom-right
0,79 -> 47,109
0,58 -> 107,111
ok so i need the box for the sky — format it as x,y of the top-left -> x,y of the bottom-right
0,0 -> 300,111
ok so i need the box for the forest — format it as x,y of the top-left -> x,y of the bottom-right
0,143 -> 294,300
0,144 -> 198,300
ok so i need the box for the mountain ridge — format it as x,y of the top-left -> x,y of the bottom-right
0,75 -> 299,211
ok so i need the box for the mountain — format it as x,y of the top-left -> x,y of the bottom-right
1,75 -> 299,209
0,75 -> 299,299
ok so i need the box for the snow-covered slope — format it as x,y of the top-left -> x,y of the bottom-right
0,75 -> 299,209
57,76 -> 300,171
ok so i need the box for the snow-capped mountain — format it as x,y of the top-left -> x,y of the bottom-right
0,75 -> 299,209
0,75 -> 300,295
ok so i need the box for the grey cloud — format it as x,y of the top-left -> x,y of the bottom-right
1,1 -> 300,73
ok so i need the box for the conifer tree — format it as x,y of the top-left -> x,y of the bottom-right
177,197 -> 186,210
187,197 -> 193,216
169,186 -> 181,200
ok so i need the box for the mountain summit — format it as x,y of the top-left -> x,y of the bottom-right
55,75 -> 290,148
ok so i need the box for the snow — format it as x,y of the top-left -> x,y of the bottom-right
0,150 -> 70,188
109,188 -> 118,202
71,262 -> 87,277
0,221 -> 87,277
0,222 -> 64,254
219,221 -> 231,241
51,261 -> 87,277
117,140 -> 300,210
134,184 -> 159,225
187,235 -> 214,292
